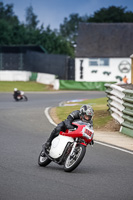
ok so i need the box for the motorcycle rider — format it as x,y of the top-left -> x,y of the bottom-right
13,88 -> 21,100
44,104 -> 94,149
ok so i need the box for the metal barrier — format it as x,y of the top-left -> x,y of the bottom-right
105,83 -> 133,137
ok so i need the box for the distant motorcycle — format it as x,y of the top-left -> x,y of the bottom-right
13,91 -> 28,101
38,120 -> 94,172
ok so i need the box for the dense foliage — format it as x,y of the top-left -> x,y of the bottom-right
0,1 -> 133,57
0,2 -> 74,56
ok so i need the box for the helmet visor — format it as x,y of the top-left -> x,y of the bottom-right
86,110 -> 93,116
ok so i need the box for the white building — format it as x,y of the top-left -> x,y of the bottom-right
75,23 -> 133,83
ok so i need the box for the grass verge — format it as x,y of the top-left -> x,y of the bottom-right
0,81 -> 53,92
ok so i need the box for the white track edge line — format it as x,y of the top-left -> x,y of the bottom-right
95,141 -> 133,155
44,107 -> 133,155
44,107 -> 57,127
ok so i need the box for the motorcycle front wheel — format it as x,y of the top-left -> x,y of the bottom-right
23,95 -> 28,101
64,144 -> 86,172
38,150 -> 51,167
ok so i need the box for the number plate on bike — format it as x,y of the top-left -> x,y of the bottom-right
82,126 -> 94,139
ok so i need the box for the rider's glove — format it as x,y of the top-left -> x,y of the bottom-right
90,139 -> 94,145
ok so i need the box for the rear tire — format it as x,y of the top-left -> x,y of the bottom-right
38,150 -> 51,167
64,144 -> 86,172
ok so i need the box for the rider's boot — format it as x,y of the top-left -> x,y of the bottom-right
43,128 -> 60,151
43,129 -> 57,150
41,141 -> 51,156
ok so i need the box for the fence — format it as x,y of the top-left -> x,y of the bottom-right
105,83 -> 133,137
0,46 -> 75,80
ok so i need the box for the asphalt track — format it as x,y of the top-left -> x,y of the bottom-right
0,91 -> 133,200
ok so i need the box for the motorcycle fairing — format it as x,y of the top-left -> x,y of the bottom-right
49,135 -> 74,159
60,123 -> 94,144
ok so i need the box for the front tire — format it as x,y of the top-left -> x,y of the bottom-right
23,95 -> 28,101
64,144 -> 86,172
38,150 -> 51,167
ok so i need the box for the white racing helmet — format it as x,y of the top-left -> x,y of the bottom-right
14,88 -> 17,91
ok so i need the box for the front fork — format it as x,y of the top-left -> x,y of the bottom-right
69,137 -> 87,157
69,138 -> 78,157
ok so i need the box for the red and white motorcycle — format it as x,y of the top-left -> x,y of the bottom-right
38,120 -> 94,172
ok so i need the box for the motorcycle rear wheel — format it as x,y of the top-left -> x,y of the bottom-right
38,150 -> 51,167
64,144 -> 86,172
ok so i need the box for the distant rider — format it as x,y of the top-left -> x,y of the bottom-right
13,88 -> 21,101
44,104 -> 94,149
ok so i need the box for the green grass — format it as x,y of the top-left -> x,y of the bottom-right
56,97 -> 112,130
0,81 -> 52,92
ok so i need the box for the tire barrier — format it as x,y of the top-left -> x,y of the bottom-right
105,83 -> 133,137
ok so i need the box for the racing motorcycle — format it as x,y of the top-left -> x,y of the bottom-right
38,120 -> 94,172
13,91 -> 28,101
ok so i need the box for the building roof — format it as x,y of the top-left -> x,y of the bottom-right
0,45 -> 47,53
75,23 -> 133,58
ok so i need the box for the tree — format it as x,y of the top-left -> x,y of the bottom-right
59,13 -> 84,43
0,1 -> 20,45
0,2 -> 19,25
0,19 -> 12,44
39,26 -> 74,56
25,5 -> 39,29
88,6 -> 133,22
